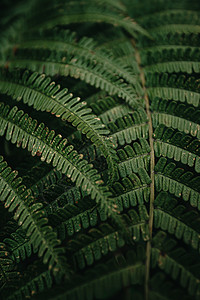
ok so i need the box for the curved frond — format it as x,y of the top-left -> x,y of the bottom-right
7,269 -> 52,300
28,4 -> 150,38
8,49 -> 142,109
18,28 -> 140,86
0,102 -> 116,215
0,69 -> 119,181
0,156 -> 68,277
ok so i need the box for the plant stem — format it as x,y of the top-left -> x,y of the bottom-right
133,41 -> 155,300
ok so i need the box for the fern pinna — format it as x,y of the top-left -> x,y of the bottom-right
0,0 -> 200,299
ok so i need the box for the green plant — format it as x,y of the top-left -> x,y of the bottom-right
0,0 -> 200,299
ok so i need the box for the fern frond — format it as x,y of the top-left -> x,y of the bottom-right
41,173 -> 150,238
70,210 -> 149,269
138,9 -> 200,28
8,50 -> 142,109
143,42 -> 200,74
154,209 -> 200,250
53,186 -> 150,241
119,153 -> 150,176
96,34 -> 135,58
145,61 -> 200,73
1,0 -> 200,299
36,249 -> 145,300
101,105 -> 133,124
3,228 -> 35,263
0,242 -> 19,290
18,28 -> 140,86
153,125 -> 200,154
146,72 -> 200,107
44,183 -> 87,213
115,186 -> 150,213
154,141 -> 200,172
153,124 -> 200,172
91,97 -> 133,124
155,174 -> 200,209
150,271 -> 195,300
151,96 -> 200,138
82,86 -> 107,100
33,153 -> 151,237
155,157 -> 200,207
40,171 -> 150,238
0,102 -> 118,216
111,170 -> 151,195
0,0 -> 34,62
43,170 -> 150,235
152,247 -> 200,296
86,0 -> 127,12
29,167 -> 62,197
7,269 -> 52,300
0,69 -> 119,182
142,45 -> 200,66
3,200 -> 96,263
153,32 -> 200,48
0,156 -> 68,277
151,97 -> 200,123
149,24 -> 200,36
55,0 -> 127,13
108,111 -> 148,146
154,193 -> 200,233
13,158 -> 62,197
68,116 -> 150,174
55,205 -> 102,239
111,123 -> 149,145
28,4 -> 150,39
117,139 -> 150,176
152,113 -> 200,138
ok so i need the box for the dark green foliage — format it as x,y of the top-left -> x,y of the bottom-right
0,0 -> 200,299
0,156 -> 68,278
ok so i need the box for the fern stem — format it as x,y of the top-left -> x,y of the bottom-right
134,42 -> 155,300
